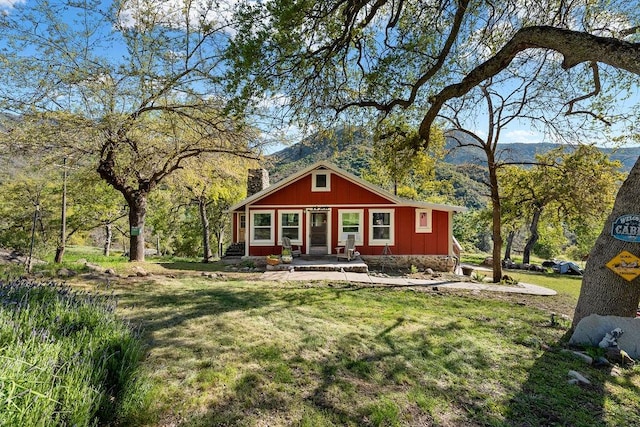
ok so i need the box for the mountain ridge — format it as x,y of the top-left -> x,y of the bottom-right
265,130 -> 638,209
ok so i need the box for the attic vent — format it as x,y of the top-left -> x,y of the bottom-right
247,169 -> 270,196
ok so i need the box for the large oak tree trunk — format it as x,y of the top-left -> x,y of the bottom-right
522,207 -> 542,264
489,161 -> 503,282
128,192 -> 147,262
572,157 -> 640,328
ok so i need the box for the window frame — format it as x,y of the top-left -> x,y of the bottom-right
338,209 -> 364,245
250,210 -> 275,246
368,209 -> 395,246
311,170 -> 331,192
415,208 -> 433,233
278,209 -> 303,245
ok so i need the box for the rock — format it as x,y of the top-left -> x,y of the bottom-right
104,268 -> 116,276
482,257 -> 493,267
594,356 -> 612,367
570,314 -> 640,359
425,268 -> 434,275
57,268 -> 76,278
561,349 -> 593,365
567,370 -> 591,385
605,348 -> 635,365
132,266 -> 149,277
85,262 -> 104,273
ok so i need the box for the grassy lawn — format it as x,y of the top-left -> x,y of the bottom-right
7,249 -> 638,426
65,268 -> 638,427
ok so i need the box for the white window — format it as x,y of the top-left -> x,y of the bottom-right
279,210 -> 303,244
338,209 -> 363,244
312,170 -> 331,192
369,209 -> 394,245
250,210 -> 275,245
415,208 -> 433,233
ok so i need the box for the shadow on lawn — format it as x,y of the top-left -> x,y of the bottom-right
178,298 -> 514,426
117,283 -> 274,343
503,332 -> 637,427
155,260 -> 226,272
114,280 -> 637,426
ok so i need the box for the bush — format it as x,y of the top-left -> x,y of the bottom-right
0,279 -> 150,426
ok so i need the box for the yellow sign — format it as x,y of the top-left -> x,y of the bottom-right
606,250 -> 640,282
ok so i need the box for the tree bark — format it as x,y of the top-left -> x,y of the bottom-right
503,230 -> 515,261
572,157 -> 640,328
127,192 -> 147,262
489,160 -> 503,282
522,206 -> 542,264
103,223 -> 112,256
198,198 -> 213,263
54,157 -> 68,264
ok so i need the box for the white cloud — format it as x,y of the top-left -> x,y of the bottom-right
0,0 -> 25,10
117,0 -> 258,31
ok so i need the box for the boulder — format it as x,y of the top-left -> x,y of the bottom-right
132,266 -> 149,277
57,268 -> 76,278
482,257 -> 493,267
570,314 -> 640,359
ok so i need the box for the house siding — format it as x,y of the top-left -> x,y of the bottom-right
245,205 -> 449,257
228,162 -> 463,264
254,174 -> 394,206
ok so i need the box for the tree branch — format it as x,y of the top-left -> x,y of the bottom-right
419,26 -> 640,143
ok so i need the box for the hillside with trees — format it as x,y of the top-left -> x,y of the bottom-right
266,129 -> 632,210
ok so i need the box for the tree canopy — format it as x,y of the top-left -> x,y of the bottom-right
0,0 -> 262,261
228,0 -> 640,322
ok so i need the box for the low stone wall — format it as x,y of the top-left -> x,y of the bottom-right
362,255 -> 457,272
236,255 -> 457,272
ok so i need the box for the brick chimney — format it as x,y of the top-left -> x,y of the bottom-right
247,168 -> 270,196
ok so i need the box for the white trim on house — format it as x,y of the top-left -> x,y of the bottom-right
338,209 -> 364,245
228,161 -> 466,214
368,208 -> 395,246
250,209 -> 275,246
306,209 -> 332,255
278,209 -> 303,245
415,208 -> 433,233
311,170 -> 331,192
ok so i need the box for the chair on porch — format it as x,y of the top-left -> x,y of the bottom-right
336,234 -> 357,261
282,236 -> 302,257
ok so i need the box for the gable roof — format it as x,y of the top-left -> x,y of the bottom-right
229,161 -> 467,212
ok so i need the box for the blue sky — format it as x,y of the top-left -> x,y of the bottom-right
2,0 -> 636,152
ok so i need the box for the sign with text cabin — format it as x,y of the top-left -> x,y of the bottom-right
611,214 -> 640,243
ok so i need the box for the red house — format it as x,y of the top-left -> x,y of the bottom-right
228,162 -> 466,271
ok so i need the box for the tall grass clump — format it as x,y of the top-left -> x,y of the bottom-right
0,278 -> 149,426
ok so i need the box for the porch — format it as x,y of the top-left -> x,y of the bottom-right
262,255 -> 369,273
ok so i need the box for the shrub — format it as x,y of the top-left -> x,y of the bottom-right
0,279 -> 150,426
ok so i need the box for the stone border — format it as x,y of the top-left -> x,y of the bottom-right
362,255 -> 457,272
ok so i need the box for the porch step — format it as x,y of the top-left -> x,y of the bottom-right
224,242 -> 245,257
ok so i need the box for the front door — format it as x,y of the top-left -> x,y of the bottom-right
309,212 -> 328,254
238,213 -> 246,242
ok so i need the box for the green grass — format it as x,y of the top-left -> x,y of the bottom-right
95,275 -> 638,426
0,278 -> 151,426
4,248 -> 638,426
507,270 -> 584,299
